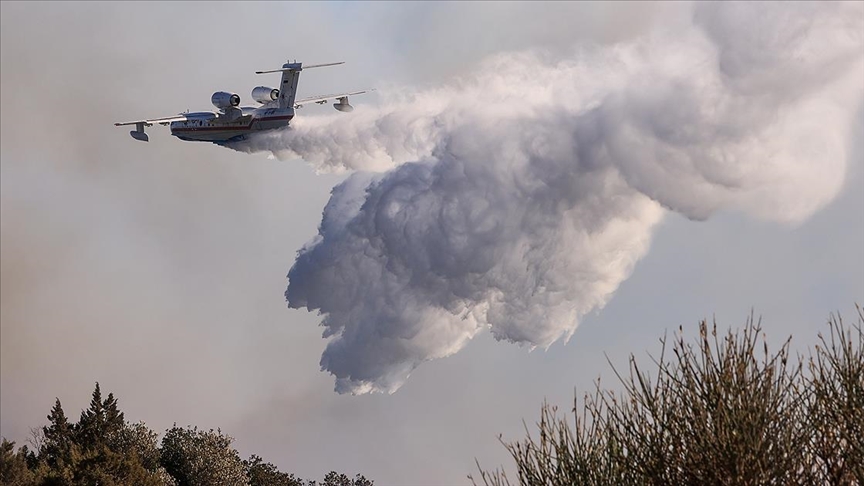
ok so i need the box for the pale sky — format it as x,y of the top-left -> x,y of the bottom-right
1,2 -> 862,485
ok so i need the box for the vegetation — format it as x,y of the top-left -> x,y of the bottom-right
0,384 -> 372,486
5,308 -> 861,485
473,308 -> 864,486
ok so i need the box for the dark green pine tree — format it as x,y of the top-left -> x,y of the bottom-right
72,384 -> 162,486
40,398 -> 79,484
74,383 -> 125,449
102,392 -> 125,439
42,399 -> 73,467
76,383 -> 104,449
0,439 -> 36,485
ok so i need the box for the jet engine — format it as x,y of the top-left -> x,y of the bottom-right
252,86 -> 280,104
211,91 -> 241,109
333,96 -> 353,112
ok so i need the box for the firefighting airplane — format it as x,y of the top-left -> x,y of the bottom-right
114,60 -> 371,143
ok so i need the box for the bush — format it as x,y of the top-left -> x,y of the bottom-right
473,308 -> 864,486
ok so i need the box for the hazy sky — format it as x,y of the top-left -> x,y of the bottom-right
1,2 -> 862,485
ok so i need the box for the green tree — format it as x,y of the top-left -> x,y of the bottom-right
317,471 -> 374,486
473,309 -> 864,486
70,384 -> 164,485
108,421 -> 163,473
160,425 -> 249,486
0,439 -> 36,486
244,454 -> 303,486
242,455 -> 373,486
25,384 -> 170,485
39,398 -> 79,484
7,384 -> 372,486
75,383 -> 125,450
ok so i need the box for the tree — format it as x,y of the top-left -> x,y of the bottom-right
317,471 -> 375,486
242,456 -> 374,486
244,454 -> 303,486
0,439 -> 36,486
9,384 -> 167,485
108,421 -> 163,473
5,383 -> 370,485
75,383 -> 125,451
59,384 -> 164,486
473,309 -> 864,485
39,398 -> 78,484
160,425 -> 249,486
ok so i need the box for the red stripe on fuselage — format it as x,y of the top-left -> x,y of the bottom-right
170,115 -> 292,133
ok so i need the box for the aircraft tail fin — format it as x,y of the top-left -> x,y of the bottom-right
255,61 -> 345,109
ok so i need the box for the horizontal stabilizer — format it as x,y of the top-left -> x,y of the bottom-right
255,61 -> 344,75
293,89 -> 375,108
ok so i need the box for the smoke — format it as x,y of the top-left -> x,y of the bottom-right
233,2 -> 863,394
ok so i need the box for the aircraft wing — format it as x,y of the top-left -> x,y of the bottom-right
114,114 -> 191,127
293,90 -> 373,108
114,112 -> 217,141
115,111 -> 218,127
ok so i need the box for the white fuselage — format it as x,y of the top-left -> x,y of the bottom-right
170,105 -> 294,143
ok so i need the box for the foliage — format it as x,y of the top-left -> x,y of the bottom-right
242,455 -> 375,486
473,308 -> 864,486
316,471 -> 375,486
30,384 -> 167,486
159,425 -> 249,486
1,439 -> 36,486
2,383 -> 372,486
244,454 -> 303,486
109,421 -> 164,474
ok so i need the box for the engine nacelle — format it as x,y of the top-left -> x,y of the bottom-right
333,96 -> 353,112
211,91 -> 240,109
251,86 -> 280,104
